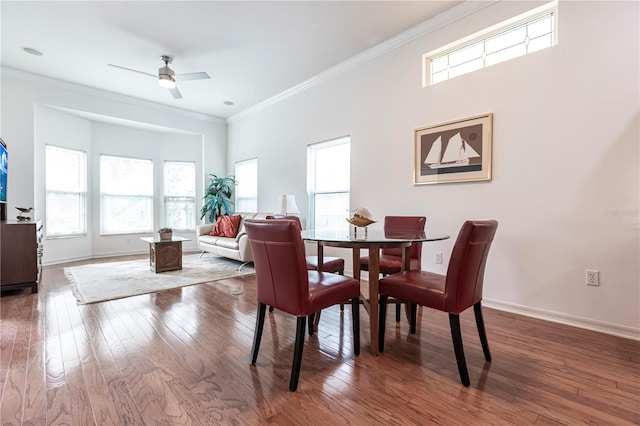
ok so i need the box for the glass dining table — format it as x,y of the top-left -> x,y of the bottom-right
301,227 -> 450,355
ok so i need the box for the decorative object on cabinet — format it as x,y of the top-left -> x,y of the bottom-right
414,113 -> 493,185
16,206 -> 34,221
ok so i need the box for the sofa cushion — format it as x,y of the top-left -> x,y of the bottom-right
209,215 -> 242,238
215,238 -> 240,250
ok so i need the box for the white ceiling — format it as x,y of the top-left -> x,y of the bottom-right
1,1 -> 461,119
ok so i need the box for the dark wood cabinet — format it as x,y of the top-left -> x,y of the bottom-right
1,220 -> 43,293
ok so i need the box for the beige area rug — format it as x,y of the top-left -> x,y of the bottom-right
66,254 -> 254,305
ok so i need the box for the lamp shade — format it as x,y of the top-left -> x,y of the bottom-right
277,195 -> 300,215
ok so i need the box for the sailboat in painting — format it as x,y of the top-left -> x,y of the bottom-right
424,132 -> 479,169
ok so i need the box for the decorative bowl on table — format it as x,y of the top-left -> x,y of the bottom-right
346,208 -> 377,238
346,207 -> 377,227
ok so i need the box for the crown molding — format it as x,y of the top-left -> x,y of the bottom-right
1,66 -> 226,125
228,0 -> 496,123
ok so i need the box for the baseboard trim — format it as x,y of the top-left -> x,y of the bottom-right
483,298 -> 640,341
42,249 -> 207,267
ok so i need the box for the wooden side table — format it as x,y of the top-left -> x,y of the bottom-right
140,236 -> 191,273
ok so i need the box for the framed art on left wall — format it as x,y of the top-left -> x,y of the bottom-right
414,113 -> 493,185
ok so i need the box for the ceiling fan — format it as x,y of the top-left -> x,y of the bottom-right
108,55 -> 210,99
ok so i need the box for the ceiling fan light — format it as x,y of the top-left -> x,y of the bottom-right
158,74 -> 176,89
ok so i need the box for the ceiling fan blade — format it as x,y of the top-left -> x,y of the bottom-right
107,64 -> 156,78
169,87 -> 183,99
175,72 -> 210,81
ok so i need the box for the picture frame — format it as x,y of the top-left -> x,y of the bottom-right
414,113 -> 493,185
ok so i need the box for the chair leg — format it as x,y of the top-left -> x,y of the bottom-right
379,295 -> 388,352
409,303 -> 418,334
351,297 -> 360,356
474,302 -> 492,362
308,313 -> 315,336
340,270 -> 345,312
289,316 -> 307,391
449,313 -> 470,386
250,303 -> 267,365
395,303 -> 401,323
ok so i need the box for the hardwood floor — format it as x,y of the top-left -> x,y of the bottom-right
1,256 -> 639,425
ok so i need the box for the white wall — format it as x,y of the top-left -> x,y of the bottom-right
228,1 -> 640,338
2,72 -> 227,263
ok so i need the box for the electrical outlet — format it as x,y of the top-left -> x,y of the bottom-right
435,252 -> 443,264
586,270 -> 599,286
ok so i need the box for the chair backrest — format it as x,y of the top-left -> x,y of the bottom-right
382,216 -> 427,264
244,219 -> 310,316
265,214 -> 302,230
444,220 -> 498,314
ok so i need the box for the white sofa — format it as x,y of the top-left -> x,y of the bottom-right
196,212 -> 271,263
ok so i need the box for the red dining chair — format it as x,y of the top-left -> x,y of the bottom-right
244,219 -> 360,391
267,215 -> 347,318
378,220 -> 498,386
266,215 -> 345,277
360,216 -> 426,322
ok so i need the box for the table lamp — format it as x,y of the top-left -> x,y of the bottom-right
277,195 -> 300,215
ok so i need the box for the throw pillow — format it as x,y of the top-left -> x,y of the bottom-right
209,215 -> 242,238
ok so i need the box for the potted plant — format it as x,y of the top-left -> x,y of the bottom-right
158,227 -> 173,240
200,174 -> 237,223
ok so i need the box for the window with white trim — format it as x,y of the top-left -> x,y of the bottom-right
164,161 -> 196,230
235,158 -> 258,212
45,145 -> 87,237
307,137 -> 350,230
100,155 -> 153,234
425,2 -> 557,85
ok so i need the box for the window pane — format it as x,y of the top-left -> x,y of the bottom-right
101,155 -> 153,195
528,34 -> 553,53
449,57 -> 484,78
164,162 -> 195,197
485,43 -> 527,67
485,26 -> 526,54
46,192 -> 85,236
449,42 -> 484,67
528,15 -> 552,39
314,192 -> 349,230
315,144 -> 349,192
101,195 -> 153,234
431,56 -> 448,73
46,146 -> 86,192
165,197 -> 195,230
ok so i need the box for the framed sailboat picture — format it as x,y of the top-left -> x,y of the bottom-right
414,113 -> 493,185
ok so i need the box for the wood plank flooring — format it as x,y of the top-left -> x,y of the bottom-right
1,255 -> 639,425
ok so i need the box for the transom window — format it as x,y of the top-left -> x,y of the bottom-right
100,155 -> 153,235
307,137 -> 350,230
425,2 -> 557,85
